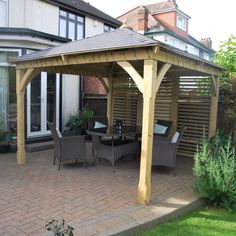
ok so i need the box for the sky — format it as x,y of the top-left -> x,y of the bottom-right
87,0 -> 236,50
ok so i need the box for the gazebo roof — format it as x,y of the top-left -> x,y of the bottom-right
11,27 -> 225,78
11,28 -> 159,62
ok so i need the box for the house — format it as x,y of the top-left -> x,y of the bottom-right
117,0 -> 214,60
0,0 -> 120,141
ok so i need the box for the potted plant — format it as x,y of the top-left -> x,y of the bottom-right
9,137 -> 17,153
66,107 -> 94,135
0,114 -> 11,153
66,112 -> 83,134
80,107 -> 94,130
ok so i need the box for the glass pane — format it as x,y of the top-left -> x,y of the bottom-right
7,52 -> 18,61
77,15 -> 84,23
59,10 -> 67,17
46,74 -> 56,124
59,19 -> 67,38
8,67 -> 17,136
69,13 -> 75,20
0,51 -> 18,63
30,75 -> 41,132
69,21 -> 75,40
77,24 -> 83,40
104,25 -> 109,32
0,66 -> 8,130
0,51 -> 7,63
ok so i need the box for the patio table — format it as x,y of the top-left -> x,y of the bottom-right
87,126 -> 141,172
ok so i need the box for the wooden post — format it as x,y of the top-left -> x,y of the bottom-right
208,76 -> 219,137
170,77 -> 179,129
138,60 -> 158,204
16,69 -> 26,164
107,79 -> 113,126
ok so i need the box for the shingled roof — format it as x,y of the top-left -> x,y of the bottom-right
44,0 -> 121,27
11,28 -> 159,62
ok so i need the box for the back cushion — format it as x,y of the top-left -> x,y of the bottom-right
171,131 -> 179,143
154,124 -> 168,134
94,121 -> 107,129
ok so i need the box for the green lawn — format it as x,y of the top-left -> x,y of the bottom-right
137,207 -> 236,236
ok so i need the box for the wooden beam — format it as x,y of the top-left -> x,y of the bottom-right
210,75 -> 217,96
155,63 -> 172,93
107,79 -> 114,126
208,76 -> 219,137
16,69 -> 26,165
15,48 -> 154,70
117,61 -> 144,93
20,68 -> 40,92
170,77 -> 179,128
97,77 -> 109,94
153,50 -> 222,76
138,60 -> 158,204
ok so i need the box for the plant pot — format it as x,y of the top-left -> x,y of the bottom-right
9,144 -> 17,153
0,144 -> 9,154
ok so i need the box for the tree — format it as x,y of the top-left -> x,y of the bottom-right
214,35 -> 236,142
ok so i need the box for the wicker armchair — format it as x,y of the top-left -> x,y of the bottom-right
48,122 -> 86,170
152,126 -> 185,175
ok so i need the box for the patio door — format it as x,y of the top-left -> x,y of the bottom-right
27,72 -> 60,138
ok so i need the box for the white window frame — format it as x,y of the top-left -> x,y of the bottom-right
0,0 -> 9,27
176,14 -> 187,31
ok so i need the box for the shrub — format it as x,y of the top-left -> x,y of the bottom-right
193,131 -> 236,211
45,219 -> 74,236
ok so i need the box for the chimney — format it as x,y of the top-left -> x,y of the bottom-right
168,0 -> 178,7
138,6 -> 148,32
200,37 -> 212,49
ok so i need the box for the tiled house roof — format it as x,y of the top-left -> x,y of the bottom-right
44,0 -> 121,27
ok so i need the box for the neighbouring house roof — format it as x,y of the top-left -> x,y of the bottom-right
145,1 -> 190,18
146,28 -> 215,53
11,27 -> 224,72
43,0 -> 121,27
0,27 -> 71,43
117,1 -> 212,54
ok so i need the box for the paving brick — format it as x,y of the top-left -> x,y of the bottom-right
0,150 -> 200,236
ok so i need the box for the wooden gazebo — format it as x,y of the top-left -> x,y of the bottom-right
11,27 -> 224,204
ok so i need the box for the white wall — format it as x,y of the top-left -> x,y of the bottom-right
9,0 -> 59,35
154,34 -> 201,57
85,16 -> 104,37
8,0 -> 25,27
62,74 -> 80,128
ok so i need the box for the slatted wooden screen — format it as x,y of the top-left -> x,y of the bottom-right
177,77 -> 211,157
112,78 -> 173,125
112,76 -> 212,158
154,79 -> 173,121
112,79 -> 138,126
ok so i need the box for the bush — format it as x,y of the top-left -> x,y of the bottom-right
45,219 -> 74,236
193,131 -> 236,211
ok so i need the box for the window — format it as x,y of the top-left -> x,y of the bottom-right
0,50 -> 21,135
59,9 -> 84,41
177,14 -> 187,31
104,24 -> 115,32
0,0 -> 8,27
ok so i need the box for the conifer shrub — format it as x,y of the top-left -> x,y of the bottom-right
193,132 -> 236,211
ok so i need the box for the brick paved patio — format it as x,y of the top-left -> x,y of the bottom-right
0,145 -> 200,236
